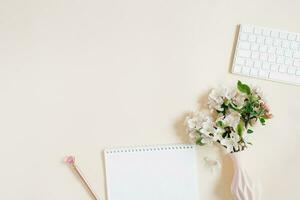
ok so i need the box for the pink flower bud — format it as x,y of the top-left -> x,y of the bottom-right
261,103 -> 270,112
265,113 -> 273,119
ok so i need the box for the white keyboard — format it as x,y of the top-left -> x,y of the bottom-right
232,24 -> 300,86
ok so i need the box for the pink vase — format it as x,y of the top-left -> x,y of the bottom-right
230,151 -> 262,200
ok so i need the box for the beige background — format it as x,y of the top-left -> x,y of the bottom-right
0,0 -> 300,199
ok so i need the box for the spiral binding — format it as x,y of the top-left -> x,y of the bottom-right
104,144 -> 195,154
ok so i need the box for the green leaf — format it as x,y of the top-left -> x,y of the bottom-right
247,129 -> 253,134
244,103 -> 253,113
237,80 -> 251,95
224,99 -> 230,106
195,129 -> 201,134
259,117 -> 266,125
221,103 -> 229,112
257,108 -> 265,116
229,102 -> 241,111
222,131 -> 228,138
250,94 -> 259,102
195,137 -> 205,146
237,121 -> 244,136
251,110 -> 258,116
216,121 -> 224,127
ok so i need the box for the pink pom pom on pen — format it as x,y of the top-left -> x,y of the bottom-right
65,156 -> 75,165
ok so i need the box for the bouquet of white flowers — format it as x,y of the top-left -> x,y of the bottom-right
186,81 -> 272,153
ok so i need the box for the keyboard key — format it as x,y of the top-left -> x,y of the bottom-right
273,39 -> 281,47
269,71 -> 288,80
262,62 -> 270,70
239,42 -> 251,50
238,50 -> 251,58
260,53 -> 268,61
236,57 -> 245,65
234,65 -> 242,73
263,29 -> 271,36
282,40 -> 290,48
277,48 -> 284,55
271,31 -> 279,38
279,65 -> 288,73
280,32 -> 288,39
265,38 -> 273,45
294,51 -> 300,58
284,57 -> 293,65
240,33 -> 248,41
291,42 -> 298,50
259,45 -> 268,52
250,68 -> 259,76
241,67 -> 251,75
245,59 -> 254,67
258,70 -> 270,78
296,69 -> 300,76
268,46 -> 276,53
249,35 -> 256,42
288,34 -> 297,41
251,43 -> 259,51
268,54 -> 276,62
254,28 -> 262,35
257,36 -> 265,44
297,35 -> 300,42
285,49 -> 293,57
270,71 -> 300,84
254,60 -> 262,68
288,67 -> 296,74
248,35 -> 256,42
252,52 -> 259,59
294,59 -> 300,67
270,64 -> 279,71
242,26 -> 254,33
277,56 -> 284,64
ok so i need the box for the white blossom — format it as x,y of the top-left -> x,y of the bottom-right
252,86 -> 264,98
212,127 -> 225,142
208,88 -> 225,111
233,92 -> 247,108
221,133 -> 240,153
200,120 -> 215,137
242,134 -> 252,145
223,110 -> 241,128
200,135 -> 214,145
208,86 -> 236,111
185,111 -> 210,132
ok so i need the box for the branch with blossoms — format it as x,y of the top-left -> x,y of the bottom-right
186,81 -> 273,153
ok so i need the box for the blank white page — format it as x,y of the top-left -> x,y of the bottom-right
104,144 -> 199,200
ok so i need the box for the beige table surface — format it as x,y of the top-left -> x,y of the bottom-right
1,0 -> 300,199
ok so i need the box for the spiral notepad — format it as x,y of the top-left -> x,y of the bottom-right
104,144 -> 200,200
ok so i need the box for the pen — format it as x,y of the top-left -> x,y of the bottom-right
65,156 -> 100,200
